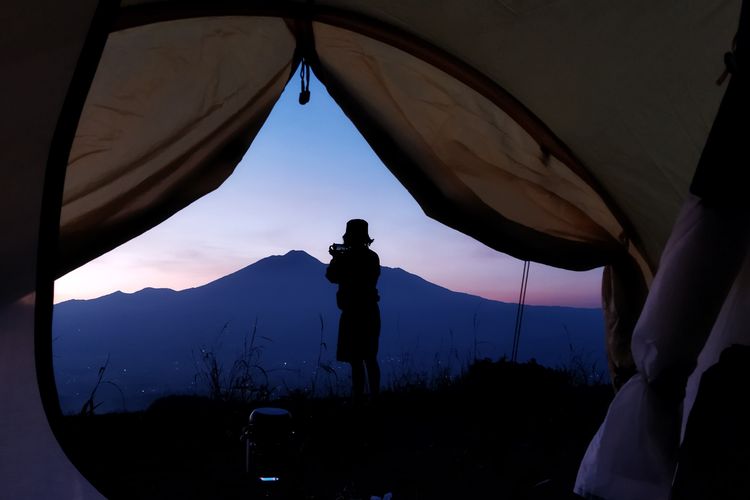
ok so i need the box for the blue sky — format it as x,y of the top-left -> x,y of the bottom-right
54,74 -> 602,307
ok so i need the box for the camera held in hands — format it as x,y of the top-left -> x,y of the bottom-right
328,243 -> 350,257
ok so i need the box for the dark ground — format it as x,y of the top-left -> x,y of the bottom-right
59,360 -> 612,499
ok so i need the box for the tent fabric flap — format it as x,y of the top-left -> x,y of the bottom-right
575,194 -> 750,499
60,16 -> 296,276
311,21 -> 627,271
312,0 -> 739,271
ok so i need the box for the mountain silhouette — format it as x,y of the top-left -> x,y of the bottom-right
53,250 -> 605,413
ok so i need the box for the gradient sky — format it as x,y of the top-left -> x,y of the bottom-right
54,74 -> 603,307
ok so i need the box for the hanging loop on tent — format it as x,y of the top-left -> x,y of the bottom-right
299,58 -> 311,105
511,260 -> 530,363
717,36 -> 738,85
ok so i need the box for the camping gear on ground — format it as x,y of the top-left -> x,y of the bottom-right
243,407 -> 295,486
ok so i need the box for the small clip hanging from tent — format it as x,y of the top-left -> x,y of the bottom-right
299,58 -> 311,105
716,36 -> 738,85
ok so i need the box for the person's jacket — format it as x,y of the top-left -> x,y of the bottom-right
326,247 -> 380,310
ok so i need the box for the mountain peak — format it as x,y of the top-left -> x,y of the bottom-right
199,249 -> 325,291
257,249 -> 323,267
282,249 -> 320,261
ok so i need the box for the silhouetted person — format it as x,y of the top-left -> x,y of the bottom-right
326,219 -> 381,398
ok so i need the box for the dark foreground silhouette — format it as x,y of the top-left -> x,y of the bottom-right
59,360 -> 611,499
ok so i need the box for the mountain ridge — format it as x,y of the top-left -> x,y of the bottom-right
53,250 -> 606,413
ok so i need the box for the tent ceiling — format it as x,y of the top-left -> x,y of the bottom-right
61,0 -> 741,279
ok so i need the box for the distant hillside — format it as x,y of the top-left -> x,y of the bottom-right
53,250 -> 606,413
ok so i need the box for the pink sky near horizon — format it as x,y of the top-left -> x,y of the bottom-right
54,75 -> 603,308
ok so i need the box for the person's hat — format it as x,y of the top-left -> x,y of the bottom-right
344,219 -> 374,244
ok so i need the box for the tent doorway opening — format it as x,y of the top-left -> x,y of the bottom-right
53,70 -> 607,408
52,71 -> 610,499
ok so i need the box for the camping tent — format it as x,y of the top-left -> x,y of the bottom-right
1,1 -> 746,498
